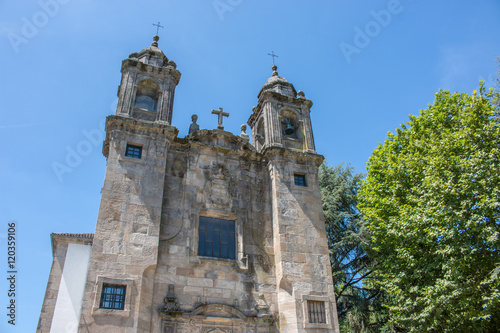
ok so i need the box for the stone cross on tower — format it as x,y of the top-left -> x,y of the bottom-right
267,51 -> 279,66
152,21 -> 164,35
211,107 -> 229,130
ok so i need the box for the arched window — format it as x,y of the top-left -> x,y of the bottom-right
134,80 -> 159,112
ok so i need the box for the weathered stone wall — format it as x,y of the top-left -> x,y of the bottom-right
78,116 -> 177,332
266,148 -> 339,332
150,130 -> 277,332
41,119 -> 338,332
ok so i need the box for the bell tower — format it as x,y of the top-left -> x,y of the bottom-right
248,66 -> 340,332
248,65 -> 316,153
78,36 -> 180,332
115,35 -> 181,124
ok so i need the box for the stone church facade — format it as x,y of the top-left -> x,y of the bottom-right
38,36 -> 340,333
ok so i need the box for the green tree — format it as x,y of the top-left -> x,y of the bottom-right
320,163 -> 388,332
358,87 -> 500,332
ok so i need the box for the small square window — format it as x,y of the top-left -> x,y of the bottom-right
198,217 -> 236,260
294,174 -> 307,187
125,144 -> 142,159
307,300 -> 326,324
100,284 -> 126,310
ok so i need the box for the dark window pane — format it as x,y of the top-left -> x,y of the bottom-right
214,219 -> 221,232
100,284 -> 126,310
214,231 -> 220,257
198,230 -> 206,256
221,223 -> 228,244
206,221 -> 213,242
308,300 -> 326,323
125,144 -> 142,159
294,174 -> 307,187
221,244 -> 228,258
206,242 -> 213,256
198,217 -> 236,259
228,233 -> 235,260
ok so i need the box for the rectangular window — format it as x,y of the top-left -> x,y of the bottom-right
308,300 -> 326,324
125,144 -> 142,159
294,174 -> 307,187
198,217 -> 235,260
100,284 -> 126,310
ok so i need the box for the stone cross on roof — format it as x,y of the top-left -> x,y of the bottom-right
211,107 -> 229,130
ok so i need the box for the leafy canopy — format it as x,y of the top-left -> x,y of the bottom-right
358,87 -> 500,332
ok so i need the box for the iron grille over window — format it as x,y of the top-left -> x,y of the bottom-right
198,217 -> 235,259
308,300 -> 326,324
125,144 -> 142,159
294,174 -> 307,187
100,284 -> 126,310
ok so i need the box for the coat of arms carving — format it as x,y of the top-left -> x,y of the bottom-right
205,164 -> 235,210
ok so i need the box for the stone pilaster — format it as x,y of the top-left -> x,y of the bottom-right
116,71 -> 136,116
157,80 -> 176,124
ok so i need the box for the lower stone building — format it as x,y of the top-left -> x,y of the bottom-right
38,36 -> 340,333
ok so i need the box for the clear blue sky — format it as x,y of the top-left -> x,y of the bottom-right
1,0 -> 499,331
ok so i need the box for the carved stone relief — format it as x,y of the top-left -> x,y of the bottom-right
205,164 -> 235,210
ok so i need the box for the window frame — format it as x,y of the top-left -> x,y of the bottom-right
307,300 -> 326,324
125,144 -> 142,159
99,283 -> 126,310
302,295 -> 333,329
294,173 -> 307,187
92,277 -> 133,317
198,216 -> 236,260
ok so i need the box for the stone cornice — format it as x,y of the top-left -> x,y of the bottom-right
103,115 -> 179,157
121,58 -> 181,84
247,91 -> 313,127
50,233 -> 93,257
173,129 -> 261,162
261,146 -> 324,167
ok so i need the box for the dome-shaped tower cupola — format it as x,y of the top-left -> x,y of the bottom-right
248,65 -> 316,153
115,35 -> 181,124
257,65 -> 297,98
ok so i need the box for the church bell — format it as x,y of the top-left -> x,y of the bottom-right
283,118 -> 295,135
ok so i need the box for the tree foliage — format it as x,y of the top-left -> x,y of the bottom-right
319,163 -> 387,332
358,87 -> 500,332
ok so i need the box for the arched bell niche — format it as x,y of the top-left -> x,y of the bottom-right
134,79 -> 159,112
280,110 -> 303,148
